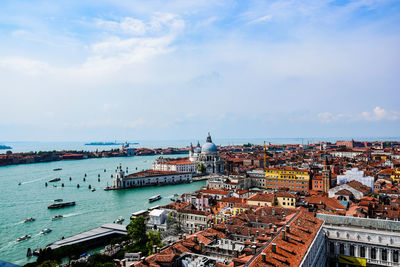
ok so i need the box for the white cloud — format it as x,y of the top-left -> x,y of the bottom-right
248,15 -> 272,24
361,106 -> 399,121
0,57 -> 52,75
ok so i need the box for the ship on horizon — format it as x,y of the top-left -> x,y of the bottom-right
85,141 -> 139,146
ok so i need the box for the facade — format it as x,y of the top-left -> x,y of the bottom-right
152,157 -> 197,173
168,209 -> 212,233
146,209 -> 169,232
112,166 -> 192,189
318,214 -> 400,266
189,133 -> 224,174
337,168 -> 374,189
264,167 -> 310,192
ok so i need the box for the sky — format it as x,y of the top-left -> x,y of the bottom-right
0,0 -> 399,142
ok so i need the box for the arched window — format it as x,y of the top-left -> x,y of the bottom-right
371,248 -> 376,259
360,246 -> 365,258
340,244 -> 345,255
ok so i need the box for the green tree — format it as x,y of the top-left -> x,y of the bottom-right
127,216 -> 148,247
146,231 -> 163,255
197,163 -> 206,173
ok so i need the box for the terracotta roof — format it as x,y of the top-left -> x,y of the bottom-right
248,193 -> 274,203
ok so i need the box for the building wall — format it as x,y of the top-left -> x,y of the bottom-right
264,168 -> 310,192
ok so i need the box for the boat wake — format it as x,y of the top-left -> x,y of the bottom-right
0,240 -> 16,252
21,178 -> 44,185
63,211 -> 85,218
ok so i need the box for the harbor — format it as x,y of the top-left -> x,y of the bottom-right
0,154 -> 206,265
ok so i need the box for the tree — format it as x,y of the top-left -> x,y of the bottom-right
197,163 -> 206,174
127,216 -> 148,247
146,231 -> 164,255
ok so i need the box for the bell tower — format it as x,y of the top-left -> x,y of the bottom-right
322,157 -> 331,194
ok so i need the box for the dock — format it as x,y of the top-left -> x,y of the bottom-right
48,223 -> 127,250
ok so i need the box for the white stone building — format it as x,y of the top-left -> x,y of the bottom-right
146,209 -> 169,232
337,168 -> 374,189
152,157 -> 197,173
112,166 -> 192,189
189,133 -> 224,174
318,214 -> 400,266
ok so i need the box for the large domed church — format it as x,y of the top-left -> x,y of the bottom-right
189,133 -> 224,174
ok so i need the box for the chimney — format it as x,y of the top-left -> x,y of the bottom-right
282,230 -> 286,241
261,252 -> 266,262
153,245 -> 157,254
199,241 -> 204,252
156,247 -> 160,253
251,245 -> 257,255
285,225 -> 290,233
138,252 -> 142,259
256,230 -> 259,237
282,214 -> 286,221
271,243 -> 276,253
194,235 -> 198,243
272,208 -> 275,216
273,225 -> 277,232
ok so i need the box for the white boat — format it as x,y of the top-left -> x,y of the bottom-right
170,193 -> 180,201
24,217 -> 35,223
40,228 -> 52,235
149,195 -> 162,203
115,217 -> 124,224
91,188 -> 96,192
17,235 -> 31,242
52,215 -> 63,220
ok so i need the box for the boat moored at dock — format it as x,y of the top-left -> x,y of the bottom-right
148,195 -> 161,203
48,201 -> 75,209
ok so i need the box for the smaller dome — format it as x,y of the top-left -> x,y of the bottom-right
202,142 -> 218,152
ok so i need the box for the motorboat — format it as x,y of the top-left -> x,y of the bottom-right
115,217 -> 124,224
52,215 -> 63,220
48,201 -> 75,209
149,195 -> 162,203
53,168 -> 62,171
48,178 -> 61,182
24,217 -> 35,223
40,228 -> 52,235
17,235 -> 31,242
170,193 -> 180,202
91,188 -> 96,192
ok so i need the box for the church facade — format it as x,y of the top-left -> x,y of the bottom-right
189,133 -> 224,174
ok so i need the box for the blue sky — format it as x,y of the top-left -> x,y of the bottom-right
0,0 -> 399,141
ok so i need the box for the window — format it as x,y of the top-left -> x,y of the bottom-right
371,248 -> 376,259
394,251 -> 399,263
360,246 -> 365,258
340,244 -> 345,255
330,242 -> 335,254
382,249 -> 387,261
350,245 -> 355,256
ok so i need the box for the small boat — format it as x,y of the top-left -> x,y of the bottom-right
91,188 -> 96,192
53,168 -> 62,171
170,193 -> 180,202
48,201 -> 75,209
40,228 -> 52,235
48,178 -> 61,182
53,185 -> 57,188
115,217 -> 124,224
149,195 -> 162,203
17,235 -> 31,242
24,217 -> 35,223
18,182 -> 21,185
52,215 -> 63,220
54,199 -> 63,202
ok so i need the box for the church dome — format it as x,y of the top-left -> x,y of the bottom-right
202,142 -> 217,152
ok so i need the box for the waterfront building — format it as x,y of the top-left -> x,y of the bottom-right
189,133 -> 224,174
206,175 -> 250,190
264,167 -> 310,192
152,157 -> 196,173
112,165 -> 192,189
318,213 -> 400,266
337,167 -> 374,189
331,149 -> 363,158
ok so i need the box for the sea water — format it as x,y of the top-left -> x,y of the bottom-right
0,154 -> 206,265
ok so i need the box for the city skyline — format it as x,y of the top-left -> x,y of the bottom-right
0,0 -> 399,141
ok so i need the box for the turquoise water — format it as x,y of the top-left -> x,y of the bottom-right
0,155 -> 206,265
